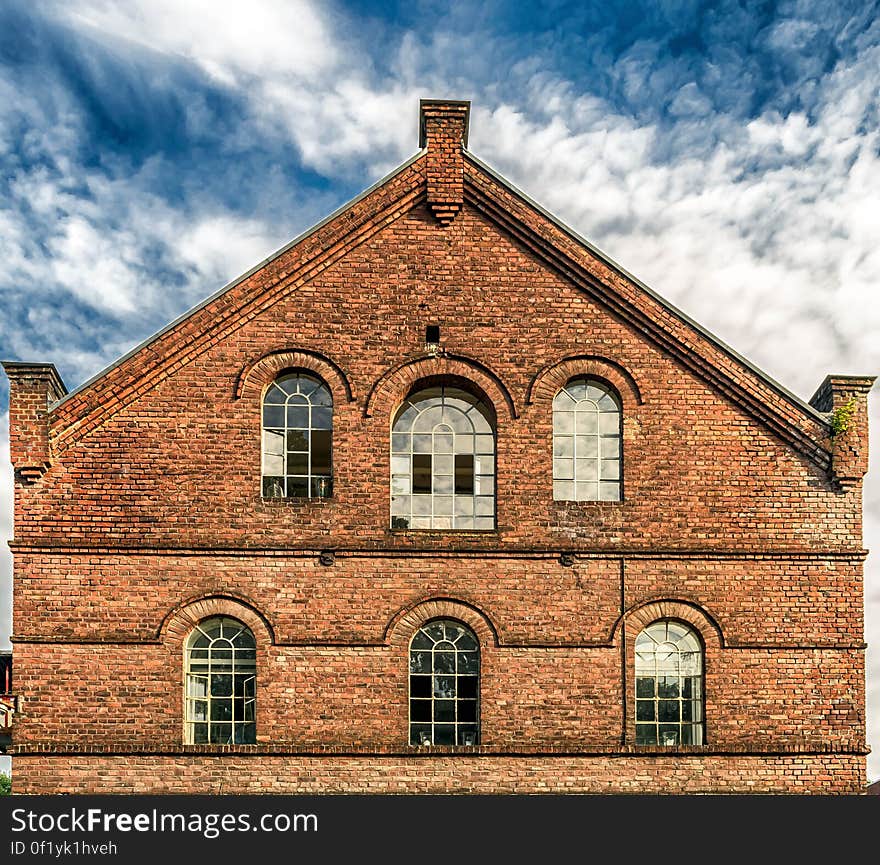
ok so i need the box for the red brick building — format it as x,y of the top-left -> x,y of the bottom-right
3,99 -> 874,794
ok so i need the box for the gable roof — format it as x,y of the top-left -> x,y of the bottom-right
46,101 -> 832,470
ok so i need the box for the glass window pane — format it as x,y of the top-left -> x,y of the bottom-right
474,516 -> 495,529
391,433 -> 410,453
458,700 -> 477,722
288,477 -> 309,497
262,453 -> 284,475
410,724 -> 432,746
575,411 -> 598,434
599,482 -> 621,501
391,455 -> 409,474
263,429 -> 284,456
636,678 -> 655,698
575,436 -> 597,458
554,411 -> 574,434
434,433 -> 454,453
602,437 -> 621,458
553,480 -> 574,500
475,475 -> 494,495
458,676 -> 478,697
262,404 -> 284,427
553,458 -> 574,480
433,496 -> 453,515
286,405 -> 309,428
474,496 -> 494,516
454,434 -> 474,454
286,452 -> 309,475
412,496 -> 431,516
410,700 -> 431,722
599,412 -> 620,434
435,700 -> 455,722
434,475 -> 453,494
575,481 -> 598,501
262,476 -> 284,498
474,434 -> 494,454
553,436 -> 573,458
286,430 -> 308,451
311,406 -> 332,429
412,454 -> 432,494
576,458 -> 598,481
454,497 -> 474,515
312,430 -> 332,475
458,653 -> 479,674
600,459 -> 620,480
635,725 -> 657,745
433,725 -> 455,745
392,475 -> 411,494
454,454 -> 474,494
413,433 -> 433,452
636,701 -> 655,721
434,454 -> 454,475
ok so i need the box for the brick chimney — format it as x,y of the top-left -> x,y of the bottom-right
809,374 -> 876,489
2,362 -> 67,484
419,99 -> 470,226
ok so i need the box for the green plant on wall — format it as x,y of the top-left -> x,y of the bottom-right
0,773 -> 10,795
830,396 -> 858,437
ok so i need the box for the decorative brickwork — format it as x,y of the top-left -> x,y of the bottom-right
2,98 -> 873,794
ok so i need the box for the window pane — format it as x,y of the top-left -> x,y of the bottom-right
412,454 -> 432,494
599,412 -> 620,434
311,406 -> 332,429
287,405 -> 309,428
262,404 -> 284,427
553,458 -> 574,480
599,482 -> 621,501
474,434 -> 494,454
636,701 -> 655,721
433,725 -> 455,745
636,678 -> 655,698
434,433 -> 454,453
263,453 -> 284,475
263,429 -> 284,456
603,437 -> 621,458
434,475 -> 453,494
475,475 -> 494,495
410,700 -> 431,722
454,454 -> 474,494
263,476 -> 284,499
458,700 -> 477,722
287,477 -> 309,497
635,725 -> 657,745
311,430 -> 332,475
554,480 -> 574,500
554,412 -> 574,434
286,452 -> 308,475
576,458 -> 598,481
575,411 -> 598,434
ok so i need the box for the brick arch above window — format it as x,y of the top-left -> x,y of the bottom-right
385,597 -> 499,648
365,355 -> 517,420
159,593 -> 276,647
527,356 -> 643,409
613,599 -> 724,649
235,349 -> 354,403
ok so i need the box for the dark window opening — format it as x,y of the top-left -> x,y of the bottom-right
454,454 -> 474,494
412,453 -> 432,494
425,325 -> 440,344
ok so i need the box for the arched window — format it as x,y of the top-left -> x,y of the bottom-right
262,371 -> 332,498
634,620 -> 704,745
552,377 -> 621,501
185,617 -> 256,744
391,384 -> 495,530
409,620 -> 480,746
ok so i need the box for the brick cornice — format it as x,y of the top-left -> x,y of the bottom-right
10,741 -> 869,757
463,162 -> 833,471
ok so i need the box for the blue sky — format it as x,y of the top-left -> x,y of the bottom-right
1,0 -> 878,780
